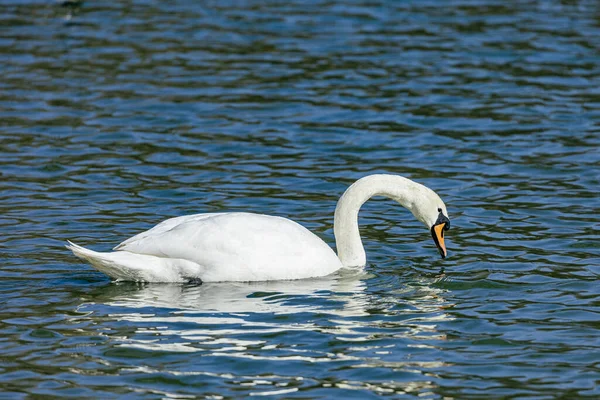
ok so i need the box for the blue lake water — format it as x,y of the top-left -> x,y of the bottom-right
1,0 -> 599,398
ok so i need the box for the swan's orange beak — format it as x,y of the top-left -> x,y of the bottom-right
431,223 -> 447,259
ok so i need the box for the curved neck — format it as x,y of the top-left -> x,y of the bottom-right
333,175 -> 425,268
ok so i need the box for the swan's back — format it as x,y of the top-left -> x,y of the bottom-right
115,212 -> 342,282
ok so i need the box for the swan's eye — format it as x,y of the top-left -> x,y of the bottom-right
434,208 -> 450,231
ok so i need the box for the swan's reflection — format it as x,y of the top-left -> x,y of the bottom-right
87,270 -> 371,315
80,271 -> 453,347
77,272 -> 454,396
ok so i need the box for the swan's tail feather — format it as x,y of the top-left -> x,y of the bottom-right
66,240 -> 134,281
65,240 -> 201,282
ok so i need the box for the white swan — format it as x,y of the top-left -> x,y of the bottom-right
66,174 -> 451,283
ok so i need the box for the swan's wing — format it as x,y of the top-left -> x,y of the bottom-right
113,213 -> 224,251
114,212 -> 341,281
116,212 -> 314,259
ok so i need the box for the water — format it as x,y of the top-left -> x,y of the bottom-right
1,0 -> 599,397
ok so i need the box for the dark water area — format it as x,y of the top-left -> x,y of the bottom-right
1,0 -> 600,398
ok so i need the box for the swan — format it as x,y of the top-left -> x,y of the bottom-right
66,174 -> 451,283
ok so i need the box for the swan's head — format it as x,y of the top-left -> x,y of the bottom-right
409,188 -> 451,259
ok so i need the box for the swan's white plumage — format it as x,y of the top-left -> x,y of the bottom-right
66,240 -> 202,282
67,174 -> 449,283
68,212 -> 342,282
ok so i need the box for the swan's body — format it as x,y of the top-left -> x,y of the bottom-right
67,174 -> 450,283
68,213 -> 341,282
